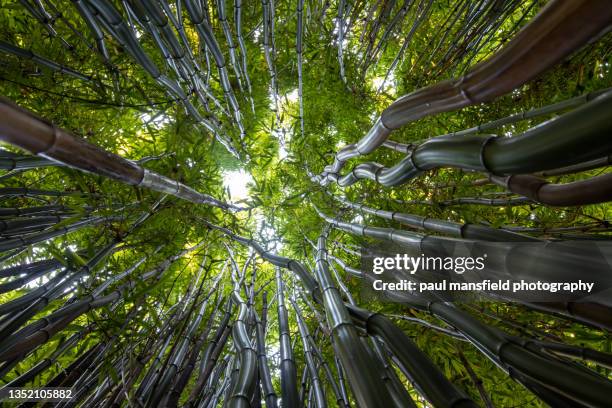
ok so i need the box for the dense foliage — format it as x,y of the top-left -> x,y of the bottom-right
0,0 -> 611,407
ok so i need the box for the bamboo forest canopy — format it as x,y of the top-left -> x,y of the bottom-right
1,0 -> 612,407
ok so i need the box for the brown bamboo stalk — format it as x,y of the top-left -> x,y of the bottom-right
490,173 -> 612,206
0,97 -> 245,211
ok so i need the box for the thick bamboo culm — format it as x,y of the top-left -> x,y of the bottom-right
315,0 -> 612,185
382,87 -> 611,154
334,90 -> 612,188
348,305 -> 477,408
0,149 -> 177,171
275,268 -> 300,407
490,173 -> 612,206
311,226 -> 395,406
0,97 -> 244,211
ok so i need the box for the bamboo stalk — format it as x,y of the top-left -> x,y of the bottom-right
336,0 -> 347,84
234,0 -> 254,112
225,247 -> 258,408
0,215 -> 66,235
275,267 -> 299,407
0,40 -> 92,81
333,90 -> 612,187
254,292 -> 278,408
0,258 -> 61,279
382,87 -> 611,155
349,306 -> 477,407
369,336 -> 419,408
1,326 -> 94,388
289,295 -> 328,408
216,0 -> 244,90
201,219 -> 320,298
315,0 -> 612,185
335,254 -> 612,406
186,300 -> 234,406
0,215 -> 112,253
71,0 -> 110,61
335,195 -> 538,241
312,225 -> 394,406
308,329 -> 349,407
183,0 -> 245,139
0,204 -> 75,217
490,173 -> 612,206
367,0 -> 415,73
377,0 -> 433,92
0,97 -> 245,211
261,0 -> 279,118
0,258 -> 61,294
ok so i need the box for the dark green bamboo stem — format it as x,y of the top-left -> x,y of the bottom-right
0,40 -> 92,81
349,306 -> 477,408
275,267 -> 299,407
334,90 -> 612,187
312,225 -> 394,406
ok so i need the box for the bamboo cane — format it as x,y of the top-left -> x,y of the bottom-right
315,0 -> 612,185
334,195 -> 538,241
311,225 -> 395,406
254,293 -> 279,408
332,90 -> 612,187
275,267 -> 300,407
0,97 -> 245,211
0,40 -> 92,81
289,295 -> 328,408
225,247 -> 258,408
490,173 -> 612,206
216,0 -> 244,90
350,305 -> 477,407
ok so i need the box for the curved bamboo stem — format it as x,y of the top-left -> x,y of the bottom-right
315,0 -> 612,185
226,248 -> 258,408
490,173 -> 612,206
0,40 -> 92,81
350,305 -> 478,407
333,90 -> 612,187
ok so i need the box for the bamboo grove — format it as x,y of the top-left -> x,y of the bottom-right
0,0 -> 612,407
